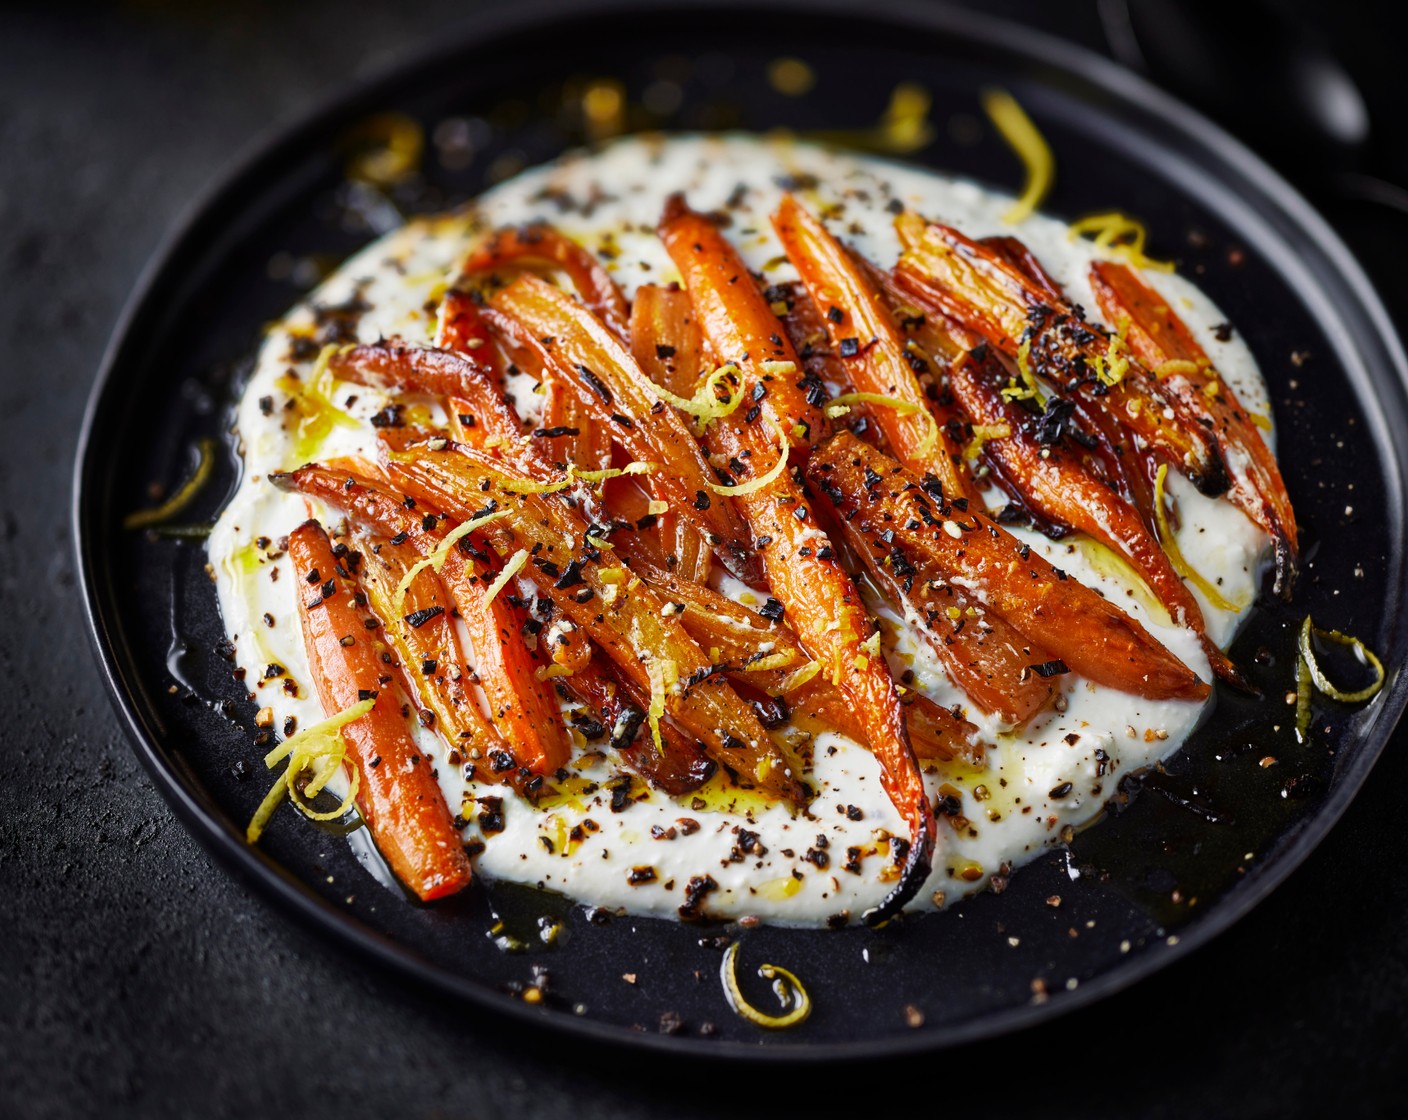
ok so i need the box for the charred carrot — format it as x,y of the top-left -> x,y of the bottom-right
893,211 -> 1228,496
379,437 -> 807,804
1089,259 -> 1298,595
660,197 -> 933,922
564,656 -> 716,796
772,194 -> 980,506
622,553 -> 987,764
947,346 -> 1240,685
808,431 -> 1211,701
461,222 -> 630,339
329,341 -> 527,455
658,194 -> 829,446
353,528 -> 519,787
490,274 -> 758,582
286,520 -> 471,901
274,463 -> 571,775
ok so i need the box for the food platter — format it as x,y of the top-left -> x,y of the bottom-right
74,0 -> 1408,1055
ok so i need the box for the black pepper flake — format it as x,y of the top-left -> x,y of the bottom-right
1029,659 -> 1070,678
369,403 -> 405,429
533,425 -> 580,438
655,344 -> 676,360
1048,781 -> 1074,799
627,866 -> 657,886
578,365 -> 612,403
838,337 -> 860,358
389,531 -> 409,546
477,795 -> 505,834
488,749 -> 515,773
678,874 -> 719,921
404,605 -> 445,629
758,597 -> 785,622
304,567 -> 321,585
553,560 -> 585,590
827,306 -> 843,324
693,490 -> 710,511
357,689 -> 378,702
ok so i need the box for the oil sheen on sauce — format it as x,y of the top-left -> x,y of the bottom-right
209,134 -> 1271,926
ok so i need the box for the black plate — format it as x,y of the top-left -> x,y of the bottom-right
74,0 -> 1408,1057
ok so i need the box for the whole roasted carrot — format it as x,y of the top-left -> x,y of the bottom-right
808,431 -> 1212,702
1089,259 -> 1298,596
946,346 -> 1240,685
772,194 -> 980,506
461,222 -> 630,339
287,520 -> 471,901
893,211 -> 1228,497
660,196 -> 933,923
274,463 -> 571,775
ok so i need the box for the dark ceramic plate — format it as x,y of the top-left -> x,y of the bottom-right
74,0 -> 1408,1057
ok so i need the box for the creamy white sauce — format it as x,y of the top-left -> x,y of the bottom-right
210,134 -> 1270,926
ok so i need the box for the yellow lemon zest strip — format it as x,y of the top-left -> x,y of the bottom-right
246,698 -> 376,843
1068,212 -> 1175,272
825,391 -> 939,457
392,509 -> 511,617
721,941 -> 812,1029
981,88 -> 1054,225
124,438 -> 217,530
1153,464 -> 1240,613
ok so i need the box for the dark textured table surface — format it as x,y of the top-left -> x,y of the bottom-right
4,1 -> 1406,1116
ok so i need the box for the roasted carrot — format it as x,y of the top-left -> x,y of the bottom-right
622,552 -> 986,764
628,282 -> 718,579
772,194 -> 981,506
436,290 -> 515,448
490,273 -> 759,582
436,288 -> 500,366
563,656 -> 716,795
658,194 -> 829,446
808,431 -> 1212,701
329,341 -> 528,455
353,528 -> 519,787
461,222 -> 630,339
947,345 -> 1240,684
273,463 -> 571,775
893,211 -> 1229,496
1089,259 -> 1298,595
836,513 -> 1059,725
630,283 -> 711,399
660,196 -> 933,922
286,520 -> 471,901
379,436 -> 807,804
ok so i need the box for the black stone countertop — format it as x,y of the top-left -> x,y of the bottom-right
3,1 -> 1405,1116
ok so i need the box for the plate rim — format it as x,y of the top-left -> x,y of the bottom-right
72,0 -> 1408,1060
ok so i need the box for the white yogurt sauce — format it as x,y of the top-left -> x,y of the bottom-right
209,134 -> 1270,925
